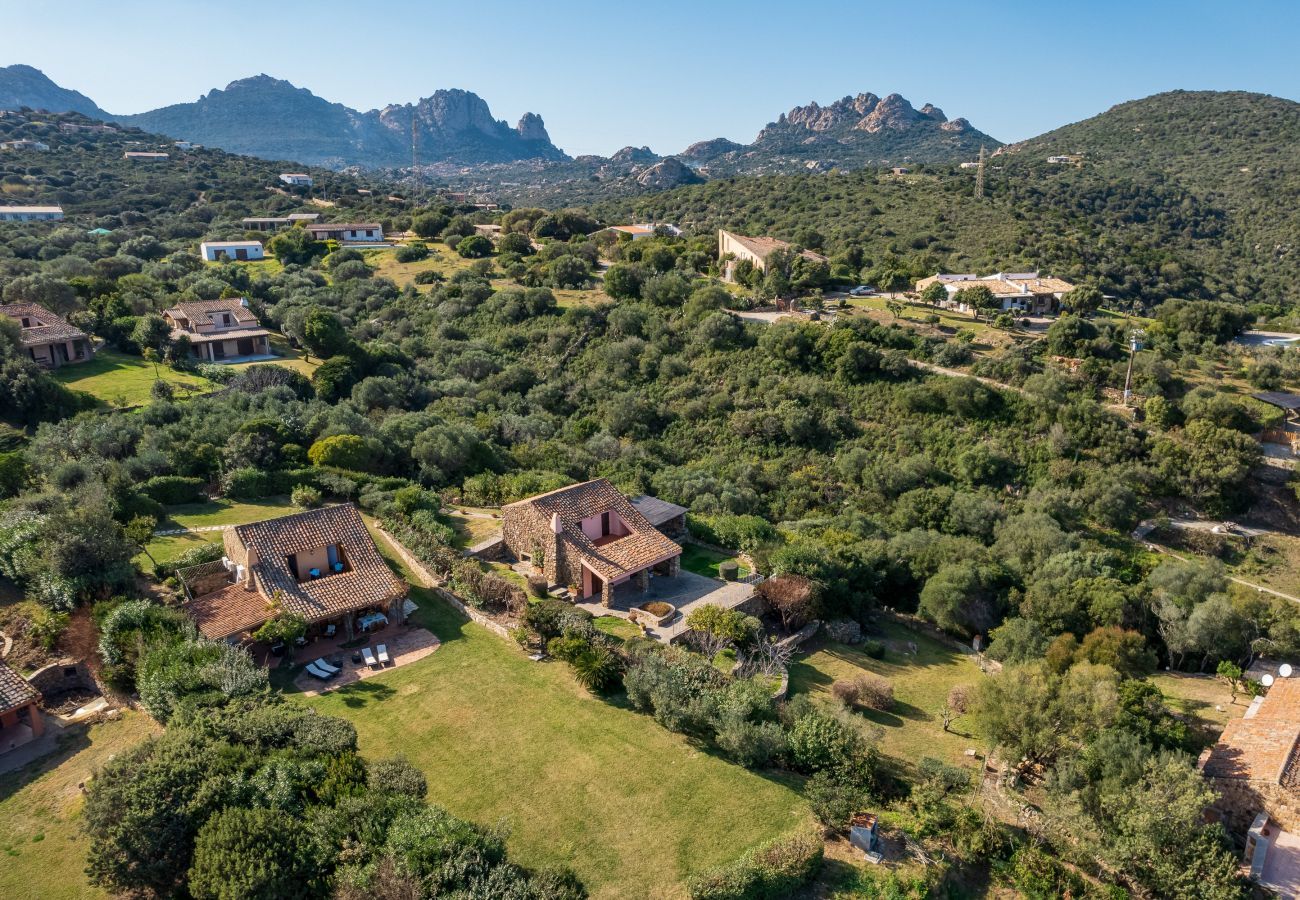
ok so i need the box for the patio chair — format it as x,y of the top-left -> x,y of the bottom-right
377,644 -> 390,665
304,660 -> 333,680
315,658 -> 340,675
362,647 -> 379,668
323,623 -> 337,638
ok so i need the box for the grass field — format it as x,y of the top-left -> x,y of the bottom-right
788,621 -> 985,778
1150,671 -> 1242,751
679,544 -> 749,580
444,507 -> 502,550
301,550 -> 810,899
0,712 -> 160,900
226,334 -> 319,377
139,497 -> 298,567
366,243 -> 476,288
52,349 -> 212,408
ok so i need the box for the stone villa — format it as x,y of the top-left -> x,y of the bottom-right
180,504 -> 408,643
718,230 -> 828,282
0,659 -> 43,754
0,302 -> 94,368
502,479 -> 683,606
915,271 -> 1076,316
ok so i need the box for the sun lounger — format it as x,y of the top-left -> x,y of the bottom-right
315,658 -> 340,675
304,660 -> 333,680
377,644 -> 390,665
362,647 -> 379,668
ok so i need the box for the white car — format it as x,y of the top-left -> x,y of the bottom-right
849,286 -> 875,297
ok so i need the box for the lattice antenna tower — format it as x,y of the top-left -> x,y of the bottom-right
974,144 -> 986,200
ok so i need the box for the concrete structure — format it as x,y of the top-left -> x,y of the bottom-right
59,122 -> 116,134
200,240 -> 264,262
0,659 -> 43,754
0,205 -> 63,222
279,173 -> 313,187
0,302 -> 93,368
502,479 -> 683,606
0,139 -> 49,151
306,222 -> 384,243
606,223 -> 680,240
915,271 -> 1076,315
629,494 -> 689,541
718,230 -> 829,282
173,140 -> 194,150
124,151 -> 168,160
180,504 -> 407,642
286,212 -> 319,223
241,217 -> 291,231
162,297 -> 271,363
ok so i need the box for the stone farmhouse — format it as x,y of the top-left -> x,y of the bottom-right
0,139 -> 49,151
1200,675 -> 1300,892
0,659 -> 43,755
502,479 -> 683,606
0,302 -> 94,368
718,230 -> 829,282
180,504 -> 407,643
915,271 -> 1076,316
162,297 -> 272,363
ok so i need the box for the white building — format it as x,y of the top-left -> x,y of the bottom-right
0,206 -> 64,222
606,223 -> 681,240
200,240 -> 265,262
280,173 -> 313,187
124,151 -> 169,161
305,222 -> 384,243
0,140 -> 49,151
174,140 -> 194,150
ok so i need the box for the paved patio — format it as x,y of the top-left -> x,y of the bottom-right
575,569 -> 756,643
1261,828 -> 1300,899
292,623 -> 441,695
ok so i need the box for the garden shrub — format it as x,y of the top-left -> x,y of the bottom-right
687,829 -> 823,900
833,673 -> 893,711
688,513 -> 779,553
291,485 -> 323,509
141,475 -> 206,505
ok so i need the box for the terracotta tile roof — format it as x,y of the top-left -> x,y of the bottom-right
0,303 -> 88,346
230,504 -> 406,623
1202,677 -> 1300,784
0,659 -> 39,714
163,298 -> 258,327
506,479 -> 681,580
1021,277 -> 1075,294
183,582 -> 275,640
173,326 -> 271,343
955,279 -> 1028,296
722,231 -> 829,264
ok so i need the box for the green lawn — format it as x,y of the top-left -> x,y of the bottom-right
302,550 -> 810,899
788,621 -> 985,778
444,508 -> 502,551
52,349 -> 212,408
0,711 -> 159,900
225,334 -> 319,378
139,497 -> 298,568
678,544 -> 749,580
593,615 -> 641,641
1150,672 -> 1242,752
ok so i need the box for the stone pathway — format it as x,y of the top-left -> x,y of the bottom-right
153,524 -> 230,536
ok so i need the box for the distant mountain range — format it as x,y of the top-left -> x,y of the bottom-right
0,65 -> 998,180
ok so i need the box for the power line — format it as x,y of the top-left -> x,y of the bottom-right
974,144 -> 986,200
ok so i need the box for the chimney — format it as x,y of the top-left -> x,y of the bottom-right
551,513 -> 563,535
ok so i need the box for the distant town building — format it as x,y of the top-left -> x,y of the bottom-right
958,161 -> 980,169
1047,155 -> 1083,164
163,297 -> 272,363
200,240 -> 265,262
0,302 -> 94,368
124,151 -> 169,161
0,205 -> 63,222
59,122 -> 116,134
718,230 -> 829,282
0,139 -> 49,151
890,166 -> 910,175
915,271 -> 1076,316
305,222 -> 384,243
173,140 -> 194,150
279,173 -> 313,187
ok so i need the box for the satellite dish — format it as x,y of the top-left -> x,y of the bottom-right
1280,664 -> 1294,678
1262,674 -> 1276,687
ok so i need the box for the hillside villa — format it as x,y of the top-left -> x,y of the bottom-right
199,239 -> 265,262
180,504 -> 408,644
605,223 -> 682,240
718,230 -> 829,282
0,659 -> 43,754
1199,675 -> 1300,895
124,151 -> 169,161
306,222 -> 384,243
0,302 -> 94,368
0,205 -> 63,222
915,271 -> 1076,316
0,139 -> 49,151
280,173 -> 313,187
502,479 -> 683,606
162,297 -> 272,363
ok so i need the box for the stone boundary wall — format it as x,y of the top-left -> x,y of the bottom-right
27,660 -> 97,701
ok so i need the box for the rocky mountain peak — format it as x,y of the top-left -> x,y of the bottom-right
635,157 -> 703,189
516,112 -> 550,143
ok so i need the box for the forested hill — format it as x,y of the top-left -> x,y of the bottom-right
594,90 -> 1300,309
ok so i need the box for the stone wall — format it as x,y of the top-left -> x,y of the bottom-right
27,659 -> 97,701
1207,776 -> 1300,836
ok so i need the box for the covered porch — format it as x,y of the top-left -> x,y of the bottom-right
186,330 -> 273,364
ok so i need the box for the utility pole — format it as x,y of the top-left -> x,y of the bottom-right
411,112 -> 418,195
1123,329 -> 1144,406
974,144 -> 986,200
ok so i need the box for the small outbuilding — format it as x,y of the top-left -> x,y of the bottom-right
0,659 -> 44,754
200,240 -> 264,262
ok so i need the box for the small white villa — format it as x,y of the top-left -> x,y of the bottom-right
280,173 -> 313,187
0,205 -> 63,222
0,139 -> 49,152
124,151 -> 169,161
200,240 -> 265,262
305,222 -> 384,243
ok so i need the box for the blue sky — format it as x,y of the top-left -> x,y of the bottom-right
6,0 -> 1300,156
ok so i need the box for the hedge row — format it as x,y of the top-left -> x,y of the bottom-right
687,830 -> 823,900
